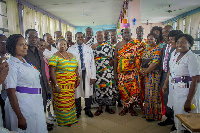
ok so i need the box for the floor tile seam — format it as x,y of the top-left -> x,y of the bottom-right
87,123 -> 110,132
123,122 -> 150,131
101,117 -> 129,125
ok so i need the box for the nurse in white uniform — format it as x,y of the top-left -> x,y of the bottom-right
170,34 -> 200,130
4,34 -> 47,133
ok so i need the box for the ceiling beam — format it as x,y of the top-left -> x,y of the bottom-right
163,7 -> 200,24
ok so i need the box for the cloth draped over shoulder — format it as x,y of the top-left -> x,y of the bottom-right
117,39 -> 145,107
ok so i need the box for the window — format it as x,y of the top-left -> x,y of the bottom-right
0,0 -> 8,34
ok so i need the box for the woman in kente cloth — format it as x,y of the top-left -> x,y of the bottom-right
114,28 -> 144,116
49,38 -> 80,127
140,33 -> 162,121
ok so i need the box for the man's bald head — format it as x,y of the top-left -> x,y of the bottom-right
103,30 -> 109,41
123,28 -> 132,42
0,34 -> 7,56
96,31 -> 104,44
162,25 -> 173,43
65,31 -> 72,42
111,31 -> 117,43
85,27 -> 93,40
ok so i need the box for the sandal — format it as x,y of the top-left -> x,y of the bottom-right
119,108 -> 128,116
105,108 -> 115,114
130,109 -> 138,116
94,110 -> 103,116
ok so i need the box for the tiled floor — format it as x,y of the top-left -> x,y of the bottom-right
48,100 -> 172,133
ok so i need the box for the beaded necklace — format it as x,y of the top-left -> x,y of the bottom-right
58,51 -> 71,60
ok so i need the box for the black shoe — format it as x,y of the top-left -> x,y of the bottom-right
146,119 -> 155,122
85,110 -> 94,118
118,102 -> 123,107
171,124 -> 176,131
184,130 -> 190,133
47,124 -> 53,131
76,112 -> 81,119
47,123 -> 54,127
158,118 -> 174,126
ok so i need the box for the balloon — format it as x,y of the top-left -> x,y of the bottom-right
124,23 -> 130,28
118,32 -> 121,35
123,19 -> 127,24
132,18 -> 136,25
120,23 -> 125,28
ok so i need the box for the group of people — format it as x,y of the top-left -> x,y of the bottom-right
0,24 -> 199,133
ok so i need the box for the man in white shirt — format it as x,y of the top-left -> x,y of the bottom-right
43,33 -> 58,61
68,32 -> 96,118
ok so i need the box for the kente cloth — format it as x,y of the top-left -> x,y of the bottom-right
93,43 -> 118,105
49,55 -> 78,126
117,39 -> 144,107
142,45 -> 162,121
85,37 -> 94,47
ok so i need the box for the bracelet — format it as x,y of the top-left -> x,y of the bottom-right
55,84 -> 59,87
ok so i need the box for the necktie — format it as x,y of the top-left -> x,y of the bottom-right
163,45 -> 170,72
78,45 -> 84,69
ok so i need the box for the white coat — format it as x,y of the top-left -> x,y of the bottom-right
170,50 -> 200,129
68,44 -> 96,98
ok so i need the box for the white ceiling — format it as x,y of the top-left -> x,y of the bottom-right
25,0 -> 124,26
25,0 -> 200,26
141,0 -> 200,23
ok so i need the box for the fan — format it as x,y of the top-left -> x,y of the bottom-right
167,5 -> 172,13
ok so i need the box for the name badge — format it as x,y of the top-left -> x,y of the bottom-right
177,82 -> 186,88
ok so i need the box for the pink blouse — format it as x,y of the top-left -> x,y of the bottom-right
43,57 -> 50,80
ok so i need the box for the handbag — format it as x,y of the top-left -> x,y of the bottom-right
141,59 -> 152,68
141,59 -> 161,71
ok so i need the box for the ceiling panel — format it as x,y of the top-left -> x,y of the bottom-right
141,0 -> 200,23
26,0 -> 124,26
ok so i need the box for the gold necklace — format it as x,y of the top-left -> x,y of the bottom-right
58,51 -> 71,60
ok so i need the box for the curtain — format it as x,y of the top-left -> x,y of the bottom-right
49,18 -> 59,37
7,0 -> 20,35
0,1 -> 7,29
23,6 -> 35,36
55,19 -> 59,33
168,21 -> 173,27
61,23 -> 67,38
184,15 -> 191,34
35,11 -> 43,38
190,12 -> 200,39
42,15 -> 50,35
177,18 -> 183,31
50,17 -> 55,37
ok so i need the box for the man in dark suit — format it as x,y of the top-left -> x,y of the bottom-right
24,29 -> 50,112
158,25 -> 174,126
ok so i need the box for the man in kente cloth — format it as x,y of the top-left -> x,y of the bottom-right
114,28 -> 144,116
